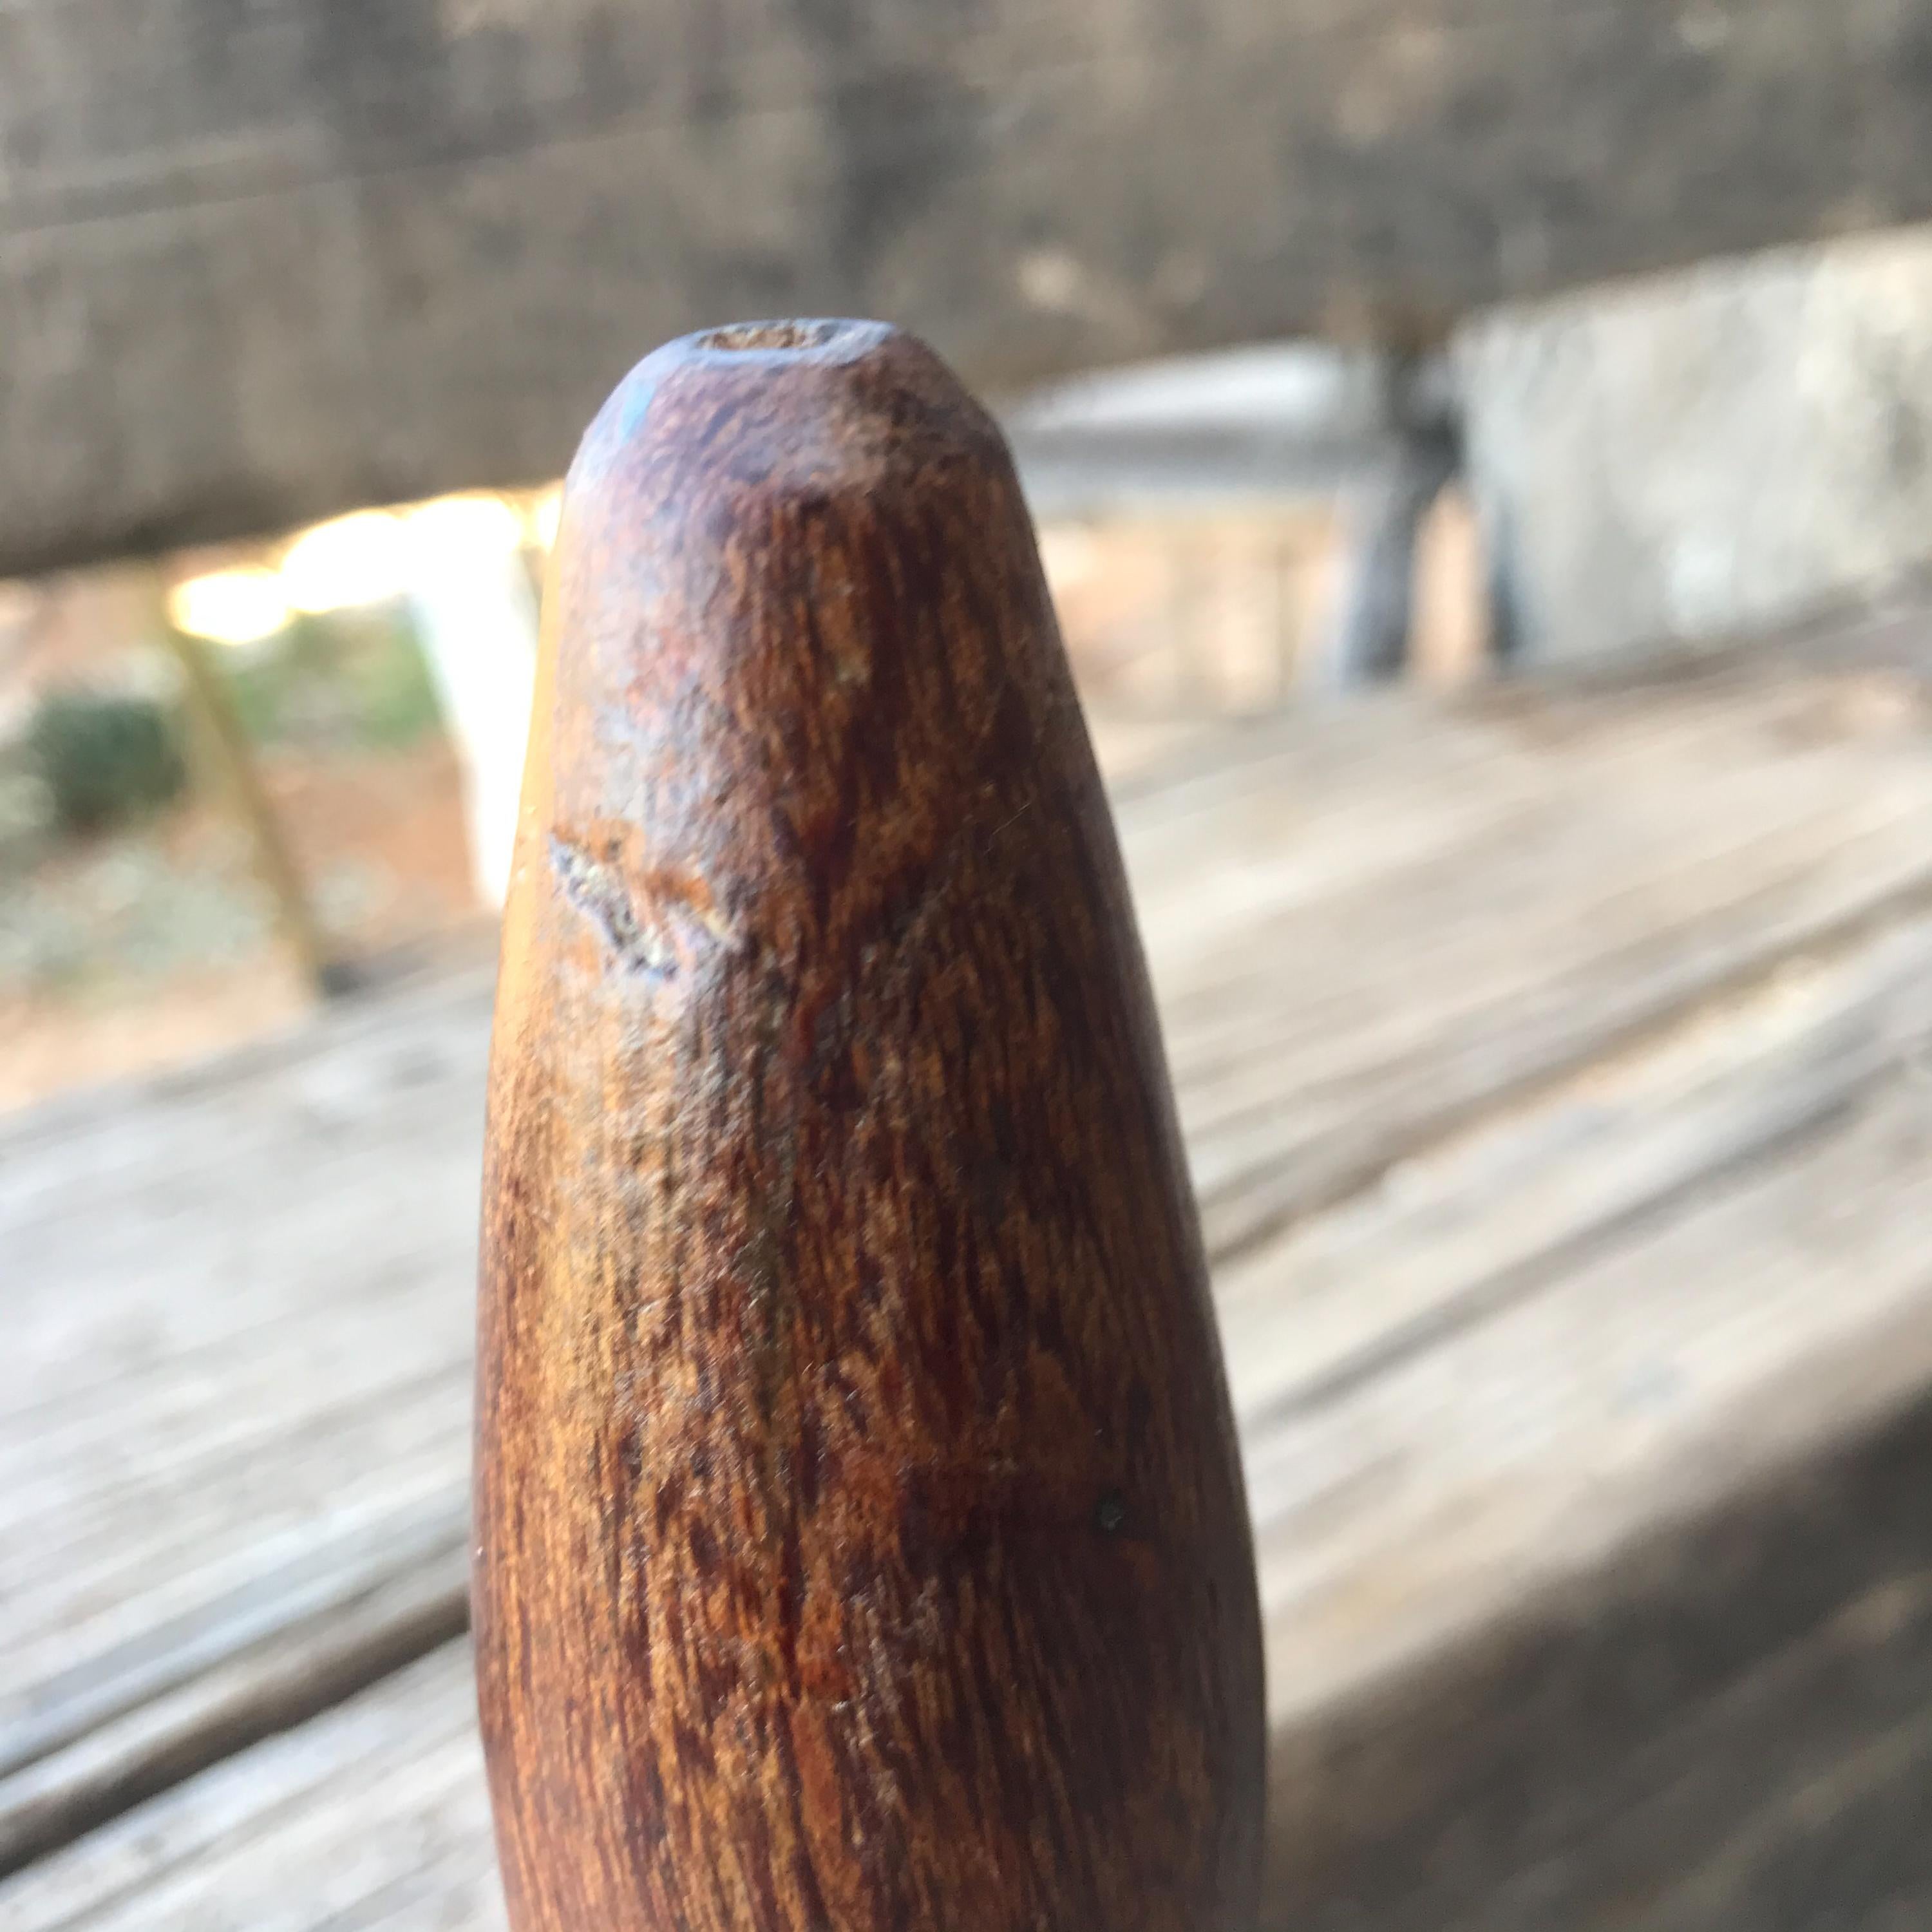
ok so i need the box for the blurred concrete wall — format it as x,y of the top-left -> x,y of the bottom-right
1460,225 -> 1932,663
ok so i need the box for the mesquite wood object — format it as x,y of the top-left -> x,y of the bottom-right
475,319 -> 1265,1932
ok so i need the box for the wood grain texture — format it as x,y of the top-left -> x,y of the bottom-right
14,902 -> 1932,1932
10,0 -> 1932,573
0,963 -> 495,1868
14,647 -> 1932,1874
11,649 -> 1932,1870
473,321 -> 1265,1932
0,1648 -> 505,1932
12,631 -> 1932,1917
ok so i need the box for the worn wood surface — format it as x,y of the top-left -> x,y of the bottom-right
6,627 -> 1932,1923
476,320 -> 1263,1931
9,0 -> 1932,575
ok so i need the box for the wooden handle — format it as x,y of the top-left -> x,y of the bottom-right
475,318 -> 1264,1932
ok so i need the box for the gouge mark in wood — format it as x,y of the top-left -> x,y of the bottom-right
548,824 -> 744,978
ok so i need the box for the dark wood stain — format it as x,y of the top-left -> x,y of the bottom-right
474,319 -> 1265,1932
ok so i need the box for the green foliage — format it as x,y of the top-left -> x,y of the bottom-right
29,690 -> 188,835
343,611 -> 444,748
217,607 -> 444,750
217,651 -> 289,745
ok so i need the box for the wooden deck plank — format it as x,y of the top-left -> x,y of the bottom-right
6,892 -> 1931,1924
1250,933 -> 1932,1922
0,1648 -> 501,1932
1134,666 -> 1932,1249
1216,915 -> 1932,1437
6,654 -> 1932,1909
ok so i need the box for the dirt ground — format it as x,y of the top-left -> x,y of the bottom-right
0,740 -> 483,1112
0,494 -> 1485,1116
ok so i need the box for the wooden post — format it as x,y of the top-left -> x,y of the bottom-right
158,616 -> 352,999
473,320 -> 1265,1932
1318,352 -> 1461,689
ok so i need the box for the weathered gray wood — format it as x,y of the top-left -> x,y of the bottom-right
0,1512 -> 467,1873
10,647 -> 1932,1917
8,0 -> 1932,574
1246,922 -> 1932,1924
17,1549 -> 1927,1932
3,666 -> 1927,1756
13,659 -> 1932,1815
0,967 -> 494,1875
1264,1378 -> 1932,1930
8,887 -> 1932,1927
1135,659 -> 1932,1251
1215,915 -> 1932,1431
0,1647 -> 504,1932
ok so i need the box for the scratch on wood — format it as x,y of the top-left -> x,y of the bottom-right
548,832 -> 744,978
549,833 -> 673,975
